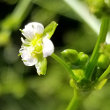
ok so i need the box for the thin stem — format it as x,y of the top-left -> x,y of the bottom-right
66,89 -> 79,110
51,53 -> 77,80
98,65 -> 110,82
12,0 -> 32,25
85,16 -> 109,80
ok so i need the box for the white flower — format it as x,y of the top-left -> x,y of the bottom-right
19,22 -> 55,75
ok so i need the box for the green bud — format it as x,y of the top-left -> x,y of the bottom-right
61,49 -> 78,64
86,0 -> 109,17
97,54 -> 110,69
100,44 -> 110,56
69,79 -> 76,88
78,52 -> 89,65
72,69 -> 85,82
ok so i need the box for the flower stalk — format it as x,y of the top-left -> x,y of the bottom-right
51,53 -> 77,80
85,16 -> 109,80
66,89 -> 79,110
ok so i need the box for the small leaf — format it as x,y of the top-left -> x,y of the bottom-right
43,21 -> 58,39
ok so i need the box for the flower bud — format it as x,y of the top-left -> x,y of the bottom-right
97,54 -> 110,69
72,69 -> 85,82
69,79 -> 76,88
78,52 -> 89,65
86,0 -> 110,17
61,49 -> 78,64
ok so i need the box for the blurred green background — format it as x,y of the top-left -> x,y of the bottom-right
0,0 -> 110,110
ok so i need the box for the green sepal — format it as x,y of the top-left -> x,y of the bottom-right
36,58 -> 47,75
43,21 -> 58,39
61,49 -> 78,65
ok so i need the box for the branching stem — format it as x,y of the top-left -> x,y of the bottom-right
85,16 -> 109,80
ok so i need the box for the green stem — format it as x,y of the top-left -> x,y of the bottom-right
0,0 -> 32,46
12,0 -> 32,25
66,89 -> 79,110
98,65 -> 110,82
85,16 -> 109,80
51,53 -> 77,80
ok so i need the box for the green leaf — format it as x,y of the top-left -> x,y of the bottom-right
43,21 -> 58,39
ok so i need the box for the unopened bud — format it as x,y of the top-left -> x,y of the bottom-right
78,52 -> 89,65
97,54 -> 110,69
61,49 -> 78,64
72,69 -> 85,82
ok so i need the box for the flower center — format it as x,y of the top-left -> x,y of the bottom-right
31,33 -> 43,58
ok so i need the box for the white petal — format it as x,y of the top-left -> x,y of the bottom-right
22,22 -> 44,40
43,37 -> 54,57
19,46 -> 37,66
23,57 -> 37,66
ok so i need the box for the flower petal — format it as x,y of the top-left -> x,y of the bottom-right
22,22 -> 44,40
43,37 -> 54,57
19,46 -> 37,66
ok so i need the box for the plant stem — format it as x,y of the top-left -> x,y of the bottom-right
85,16 -> 109,80
0,0 -> 32,46
98,65 -> 110,82
12,0 -> 32,26
51,53 -> 77,80
66,89 -> 79,110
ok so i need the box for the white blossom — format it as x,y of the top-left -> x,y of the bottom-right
19,22 -> 54,75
